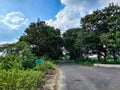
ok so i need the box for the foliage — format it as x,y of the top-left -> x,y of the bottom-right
74,58 -> 100,66
106,58 -> 120,64
0,41 -> 36,69
0,41 -> 57,89
0,54 -> 56,90
100,31 -> 120,61
34,61 -> 56,73
19,20 -> 63,59
72,3 -> 120,63
0,69 -> 44,90
40,55 -> 51,61
0,55 -> 23,70
52,60 -> 61,65
75,30 -> 100,58
81,3 -> 120,34
75,58 -> 120,66
61,55 -> 70,60
62,28 -> 82,59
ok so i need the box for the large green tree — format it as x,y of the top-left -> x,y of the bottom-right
80,3 -> 120,63
100,31 -> 120,62
81,3 -> 120,34
20,20 -> 62,59
62,28 -> 82,59
75,30 -> 101,60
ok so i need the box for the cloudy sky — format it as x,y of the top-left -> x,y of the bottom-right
0,0 -> 120,44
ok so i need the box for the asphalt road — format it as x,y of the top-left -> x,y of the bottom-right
59,61 -> 120,90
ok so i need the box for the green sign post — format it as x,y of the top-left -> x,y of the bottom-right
35,59 -> 43,65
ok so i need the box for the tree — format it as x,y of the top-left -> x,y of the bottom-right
100,31 -> 120,62
20,20 -> 62,59
80,3 -> 120,63
81,3 -> 120,34
62,28 -> 82,59
75,30 -> 101,60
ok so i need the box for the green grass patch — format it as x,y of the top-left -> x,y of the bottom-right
74,58 -> 97,66
106,59 -> 120,64
34,61 -> 56,72
75,58 -> 102,66
74,58 -> 120,66
0,69 -> 44,90
52,60 -> 61,65
0,56 -> 57,90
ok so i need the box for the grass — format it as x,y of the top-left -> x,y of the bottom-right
106,59 -> 120,64
74,58 -> 120,66
0,60 -> 56,90
74,58 -> 98,66
52,60 -> 61,65
0,69 -> 44,90
34,61 -> 56,72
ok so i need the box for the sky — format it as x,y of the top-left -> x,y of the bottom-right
0,0 -> 120,44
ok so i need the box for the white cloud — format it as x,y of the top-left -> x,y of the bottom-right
46,0 -> 120,32
0,12 -> 28,30
107,0 -> 120,5
0,39 -> 18,45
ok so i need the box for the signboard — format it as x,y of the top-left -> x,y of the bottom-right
35,59 -> 43,65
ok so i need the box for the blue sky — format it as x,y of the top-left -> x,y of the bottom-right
0,0 -> 63,21
0,0 -> 119,44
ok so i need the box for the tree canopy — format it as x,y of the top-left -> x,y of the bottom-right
20,20 -> 63,59
63,3 -> 120,63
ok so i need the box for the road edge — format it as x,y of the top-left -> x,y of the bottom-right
94,64 -> 120,68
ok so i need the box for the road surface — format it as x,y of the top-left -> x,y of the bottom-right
59,61 -> 120,90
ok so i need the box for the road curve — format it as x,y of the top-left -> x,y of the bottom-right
59,61 -> 120,90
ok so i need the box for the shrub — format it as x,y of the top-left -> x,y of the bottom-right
40,55 -> 50,61
0,55 -> 23,70
0,69 -> 44,90
74,58 -> 99,66
0,54 -> 36,70
34,61 -> 56,72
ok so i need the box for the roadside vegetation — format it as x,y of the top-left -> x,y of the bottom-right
0,21 -> 58,89
0,55 -> 56,89
0,3 -> 120,89
74,58 -> 120,66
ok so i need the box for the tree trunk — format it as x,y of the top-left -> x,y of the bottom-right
104,50 -> 107,64
112,49 -> 117,62
97,52 -> 101,62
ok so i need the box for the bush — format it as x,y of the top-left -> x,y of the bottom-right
0,54 -> 36,70
74,58 -> 99,66
40,55 -> 51,61
34,61 -> 56,72
0,55 -> 23,70
0,69 -> 44,90
0,42 -> 57,90
52,60 -> 61,65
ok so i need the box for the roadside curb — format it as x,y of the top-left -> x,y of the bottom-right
94,64 -> 120,68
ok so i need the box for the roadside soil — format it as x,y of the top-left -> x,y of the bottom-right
42,68 -> 60,90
